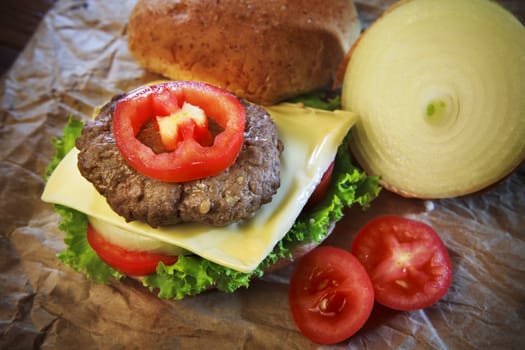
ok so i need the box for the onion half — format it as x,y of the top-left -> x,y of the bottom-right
341,0 -> 525,198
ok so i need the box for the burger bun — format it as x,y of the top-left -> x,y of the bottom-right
127,0 -> 361,105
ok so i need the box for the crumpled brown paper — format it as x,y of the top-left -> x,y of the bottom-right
1,0 -> 524,349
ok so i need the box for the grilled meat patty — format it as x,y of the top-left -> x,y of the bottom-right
76,94 -> 282,228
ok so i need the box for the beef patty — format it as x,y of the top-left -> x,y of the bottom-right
76,94 -> 282,228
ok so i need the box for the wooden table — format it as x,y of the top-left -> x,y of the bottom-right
0,0 -> 56,75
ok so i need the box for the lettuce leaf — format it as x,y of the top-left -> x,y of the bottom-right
46,104 -> 381,300
44,115 -> 84,181
55,204 -> 124,283
288,89 -> 342,111
45,116 -> 125,283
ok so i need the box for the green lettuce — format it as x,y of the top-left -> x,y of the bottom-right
55,204 -> 124,283
288,89 -> 341,111
45,101 -> 381,300
45,115 -> 124,282
44,116 -> 84,181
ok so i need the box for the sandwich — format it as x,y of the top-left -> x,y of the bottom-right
40,0 -> 381,300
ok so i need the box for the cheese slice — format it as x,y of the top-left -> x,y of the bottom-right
41,103 -> 357,273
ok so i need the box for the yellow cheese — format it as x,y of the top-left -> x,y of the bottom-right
41,103 -> 357,273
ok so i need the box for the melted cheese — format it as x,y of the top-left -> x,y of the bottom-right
41,103 -> 357,273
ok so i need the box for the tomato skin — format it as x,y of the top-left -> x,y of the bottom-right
288,246 -> 374,344
305,161 -> 334,210
113,81 -> 245,183
86,224 -> 178,276
351,216 -> 452,311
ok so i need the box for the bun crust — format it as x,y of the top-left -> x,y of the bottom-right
127,0 -> 361,105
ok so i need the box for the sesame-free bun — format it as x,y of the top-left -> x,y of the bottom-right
127,0 -> 361,105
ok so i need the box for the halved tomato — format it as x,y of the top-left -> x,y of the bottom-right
288,246 -> 374,344
86,224 -> 178,276
351,215 -> 453,311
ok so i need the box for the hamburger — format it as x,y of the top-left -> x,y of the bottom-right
41,0 -> 381,300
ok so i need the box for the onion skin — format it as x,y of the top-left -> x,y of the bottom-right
340,0 -> 525,199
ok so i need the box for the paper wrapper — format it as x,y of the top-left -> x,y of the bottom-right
1,0 -> 524,348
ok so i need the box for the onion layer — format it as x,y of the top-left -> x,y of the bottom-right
89,217 -> 188,256
341,0 -> 525,198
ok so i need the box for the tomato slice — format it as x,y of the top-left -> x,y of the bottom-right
305,161 -> 334,210
86,224 -> 178,276
113,81 -> 245,182
288,246 -> 374,344
351,216 -> 453,311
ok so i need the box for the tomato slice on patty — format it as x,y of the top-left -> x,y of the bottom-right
288,246 -> 374,344
113,81 -> 245,183
351,215 -> 453,311
86,224 -> 178,276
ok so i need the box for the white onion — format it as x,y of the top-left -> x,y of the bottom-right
342,0 -> 525,198
88,216 -> 188,256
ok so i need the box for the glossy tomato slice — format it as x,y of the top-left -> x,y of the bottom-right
352,216 -> 452,311
86,224 -> 178,276
288,246 -> 374,344
305,161 -> 334,210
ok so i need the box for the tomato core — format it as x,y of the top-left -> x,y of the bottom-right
316,290 -> 347,316
155,101 -> 212,150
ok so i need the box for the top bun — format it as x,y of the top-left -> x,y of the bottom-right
127,0 -> 361,105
